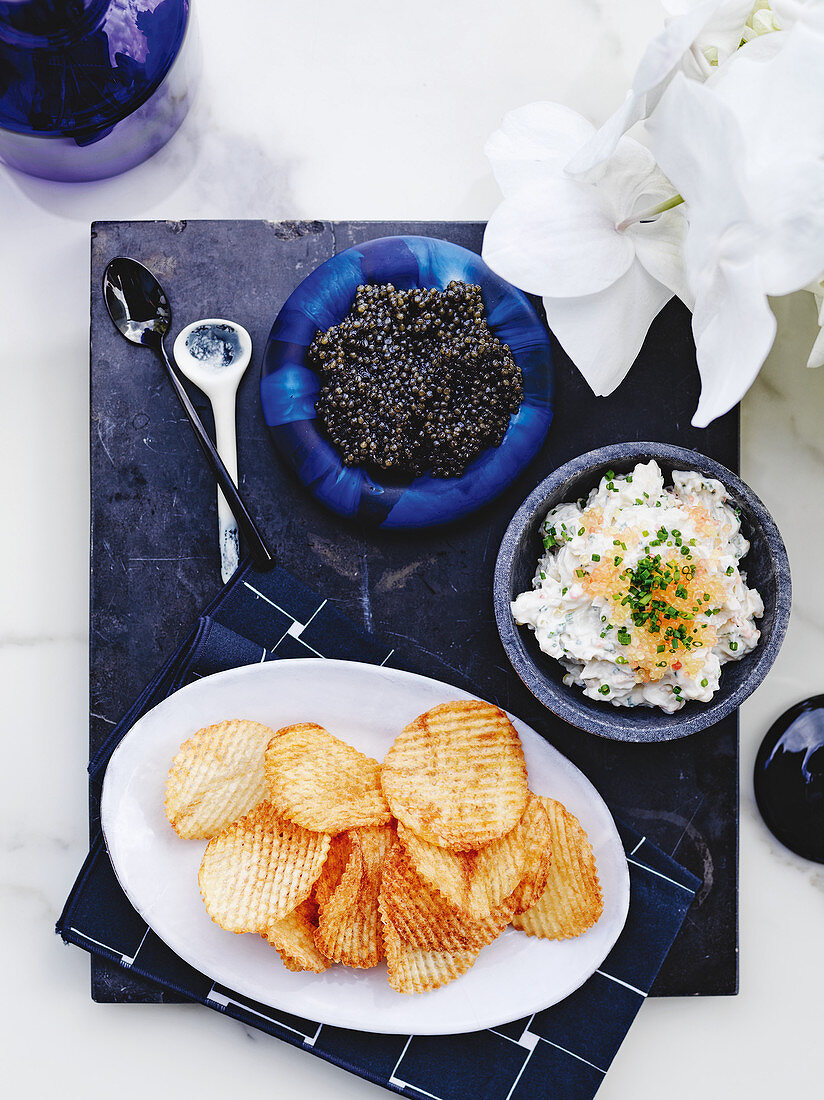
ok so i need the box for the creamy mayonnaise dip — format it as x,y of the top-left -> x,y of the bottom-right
511,460 -> 764,712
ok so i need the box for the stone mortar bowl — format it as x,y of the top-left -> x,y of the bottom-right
494,442 -> 792,742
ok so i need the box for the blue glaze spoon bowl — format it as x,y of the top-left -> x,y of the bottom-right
260,236 -> 554,529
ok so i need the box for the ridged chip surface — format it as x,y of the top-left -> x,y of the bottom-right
508,794 -> 553,915
264,723 -> 392,833
379,840 -> 514,952
398,792 -> 551,919
164,719 -> 275,839
512,797 -> 603,940
265,899 -> 329,973
198,801 -> 331,933
380,700 -> 529,850
313,832 -> 354,911
315,824 -> 395,968
383,920 -> 480,994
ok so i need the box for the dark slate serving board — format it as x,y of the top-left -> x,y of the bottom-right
89,219 -> 738,1002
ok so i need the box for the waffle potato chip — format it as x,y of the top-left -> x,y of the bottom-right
397,793 -> 552,919
315,824 -> 394,968
265,899 -> 329,973
508,794 -> 553,915
512,797 -> 603,940
383,920 -> 480,994
165,719 -> 275,839
265,723 -> 392,833
313,832 -> 354,911
380,700 -> 529,850
379,840 -> 514,953
199,801 -> 331,933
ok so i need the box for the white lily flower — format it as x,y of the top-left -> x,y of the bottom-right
567,0 -> 756,177
647,22 -> 824,425
482,103 -> 690,396
770,0 -> 824,32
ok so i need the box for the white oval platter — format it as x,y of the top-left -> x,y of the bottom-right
101,658 -> 629,1034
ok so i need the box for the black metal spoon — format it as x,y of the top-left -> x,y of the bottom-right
102,256 -> 274,572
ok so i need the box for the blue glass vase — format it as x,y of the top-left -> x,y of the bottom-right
0,0 -> 199,181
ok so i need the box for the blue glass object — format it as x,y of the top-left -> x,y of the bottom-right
261,235 -> 554,529
754,696 -> 824,863
0,0 -> 198,181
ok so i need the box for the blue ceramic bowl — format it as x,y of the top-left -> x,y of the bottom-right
494,442 -> 792,742
260,236 -> 554,528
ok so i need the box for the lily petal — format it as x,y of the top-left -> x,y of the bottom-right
653,51 -> 824,297
565,93 -> 649,179
482,177 -> 635,298
632,207 -> 694,308
691,0 -> 758,58
567,0 -> 736,175
708,21 -> 824,170
750,159 -> 824,295
485,103 -> 595,197
648,73 -> 750,238
691,258 -> 777,427
543,263 -> 673,396
771,0 -> 824,32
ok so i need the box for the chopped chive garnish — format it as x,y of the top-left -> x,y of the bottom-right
592,554 -> 601,562
575,569 -> 586,578
726,565 -> 734,575
701,678 -> 708,687
598,684 -> 611,695
730,641 -> 738,651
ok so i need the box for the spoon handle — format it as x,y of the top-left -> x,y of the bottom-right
212,391 -> 241,583
157,340 -> 275,572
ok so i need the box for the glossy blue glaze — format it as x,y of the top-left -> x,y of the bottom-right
0,0 -> 196,181
754,696 -> 824,863
261,236 -> 554,529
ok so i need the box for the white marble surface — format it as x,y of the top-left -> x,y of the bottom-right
1,1 -> 822,1097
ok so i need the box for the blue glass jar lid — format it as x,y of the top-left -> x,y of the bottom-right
0,0 -> 189,136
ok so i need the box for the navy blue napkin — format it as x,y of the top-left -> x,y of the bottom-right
59,561 -> 699,1100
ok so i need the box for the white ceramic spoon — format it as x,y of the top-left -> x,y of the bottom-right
173,319 -> 252,582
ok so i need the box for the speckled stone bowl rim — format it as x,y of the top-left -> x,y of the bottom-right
494,442 -> 792,742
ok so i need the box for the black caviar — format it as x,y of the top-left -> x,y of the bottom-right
310,280 -> 524,478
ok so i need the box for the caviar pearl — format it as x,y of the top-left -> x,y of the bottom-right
309,280 -> 524,479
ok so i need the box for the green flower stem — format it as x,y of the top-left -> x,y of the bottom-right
617,194 -> 685,233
